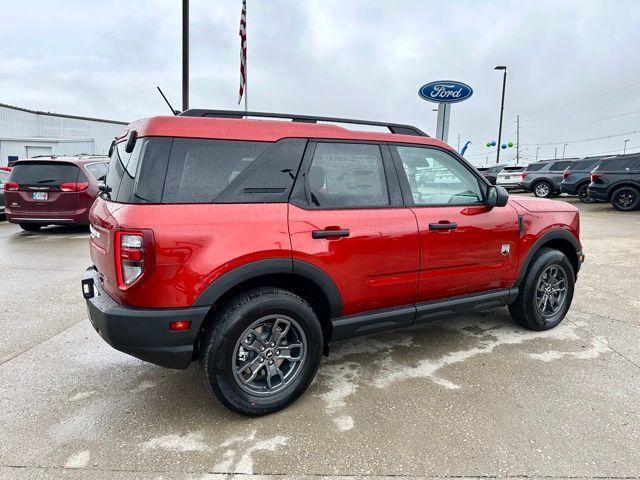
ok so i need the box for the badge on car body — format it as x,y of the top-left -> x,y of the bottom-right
501,244 -> 510,256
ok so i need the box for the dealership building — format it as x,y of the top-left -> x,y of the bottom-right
0,103 -> 126,167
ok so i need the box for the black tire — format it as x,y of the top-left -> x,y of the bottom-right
509,248 -> 575,331
577,183 -> 596,203
611,186 -> 640,211
533,180 -> 552,198
19,223 -> 42,232
199,287 -> 323,416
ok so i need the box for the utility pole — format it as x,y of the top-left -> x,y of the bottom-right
182,0 -> 189,111
457,133 -> 461,152
554,147 -> 557,159
516,114 -> 520,164
562,143 -> 568,159
494,66 -> 507,164
624,138 -> 630,154
535,146 -> 540,161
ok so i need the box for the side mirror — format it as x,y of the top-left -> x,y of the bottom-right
486,185 -> 509,208
124,130 -> 137,153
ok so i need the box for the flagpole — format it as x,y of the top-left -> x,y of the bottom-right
244,1 -> 248,112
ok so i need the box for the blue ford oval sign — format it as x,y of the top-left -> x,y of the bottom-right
418,81 -> 473,103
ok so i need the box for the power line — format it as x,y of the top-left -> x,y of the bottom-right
520,129 -> 640,146
520,109 -> 640,132
522,94 -> 640,123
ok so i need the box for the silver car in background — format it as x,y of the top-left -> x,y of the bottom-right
496,165 -> 526,189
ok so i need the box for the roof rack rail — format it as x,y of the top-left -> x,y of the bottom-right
179,109 -> 428,137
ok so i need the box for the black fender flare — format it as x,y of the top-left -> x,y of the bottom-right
192,258 -> 343,317
515,229 -> 582,288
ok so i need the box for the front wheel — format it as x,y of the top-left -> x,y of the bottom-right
509,248 -> 575,331
533,181 -> 552,198
199,287 -> 322,416
611,186 -> 640,211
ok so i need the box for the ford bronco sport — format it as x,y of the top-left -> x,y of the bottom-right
82,110 -> 584,415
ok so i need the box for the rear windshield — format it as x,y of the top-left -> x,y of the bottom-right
103,137 -> 306,204
9,162 -> 82,184
501,166 -> 525,172
525,163 -> 545,171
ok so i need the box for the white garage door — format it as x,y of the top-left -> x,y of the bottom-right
26,146 -> 54,158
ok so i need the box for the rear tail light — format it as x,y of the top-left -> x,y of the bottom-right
563,171 -> 572,179
114,230 -> 155,289
169,321 -> 192,331
3,181 -> 19,191
60,182 -> 89,192
591,172 -> 604,183
521,172 -> 528,179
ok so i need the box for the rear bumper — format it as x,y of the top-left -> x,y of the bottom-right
587,186 -> 609,202
82,267 -> 210,369
560,184 -> 578,195
6,207 -> 90,225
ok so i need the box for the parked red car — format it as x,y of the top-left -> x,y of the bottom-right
4,156 -> 109,231
82,110 -> 584,415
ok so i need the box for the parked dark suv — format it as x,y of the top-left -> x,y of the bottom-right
588,153 -> 640,211
4,156 -> 109,231
81,110 -> 583,415
560,156 -> 610,203
520,159 -> 576,198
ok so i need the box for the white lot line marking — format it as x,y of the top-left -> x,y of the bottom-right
64,450 -> 90,468
68,390 -> 96,402
142,429 -> 288,475
143,432 -> 209,452
318,317 -> 610,431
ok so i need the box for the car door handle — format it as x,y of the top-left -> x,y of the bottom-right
429,222 -> 457,231
312,228 -> 350,239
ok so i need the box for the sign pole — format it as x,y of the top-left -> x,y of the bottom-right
435,103 -> 450,142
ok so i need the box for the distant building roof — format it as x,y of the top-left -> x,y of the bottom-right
0,102 -> 127,125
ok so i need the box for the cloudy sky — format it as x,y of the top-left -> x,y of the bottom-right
2,0 -> 640,164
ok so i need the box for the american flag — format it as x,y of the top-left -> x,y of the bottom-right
238,0 -> 247,106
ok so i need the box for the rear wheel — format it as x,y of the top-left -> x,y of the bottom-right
199,287 -> 322,416
533,181 -> 552,198
577,183 -> 596,203
19,223 -> 42,232
509,248 -> 575,331
611,186 -> 639,211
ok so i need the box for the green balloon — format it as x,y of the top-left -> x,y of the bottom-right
508,142 -> 514,148
486,142 -> 491,147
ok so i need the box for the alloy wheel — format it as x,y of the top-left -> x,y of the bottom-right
535,182 -> 550,197
615,190 -> 636,209
534,264 -> 568,317
233,314 -> 307,396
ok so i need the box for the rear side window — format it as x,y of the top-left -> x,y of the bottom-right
163,139 -> 275,203
525,163 -> 545,171
550,161 -> 571,171
570,159 -> 598,170
599,155 -> 640,171
306,143 -> 389,208
9,162 -> 81,184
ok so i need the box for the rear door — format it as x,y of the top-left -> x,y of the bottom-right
288,141 -> 420,318
6,161 -> 84,215
390,145 -> 520,304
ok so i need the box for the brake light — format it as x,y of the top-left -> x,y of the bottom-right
114,230 -> 155,289
521,172 -> 528,179
591,172 -> 604,183
563,170 -> 572,179
169,321 -> 192,331
60,182 -> 89,192
3,181 -> 19,191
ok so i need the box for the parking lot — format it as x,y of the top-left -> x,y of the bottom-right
1,195 -> 639,479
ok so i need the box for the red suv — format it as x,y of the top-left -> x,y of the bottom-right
82,110 -> 584,415
4,156 -> 109,231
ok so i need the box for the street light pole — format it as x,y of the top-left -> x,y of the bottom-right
536,146 -> 540,161
182,0 -> 189,111
562,143 -> 568,159
494,66 -> 507,164
624,139 -> 630,154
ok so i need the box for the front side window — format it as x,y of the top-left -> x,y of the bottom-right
306,143 -> 389,208
395,146 -> 483,206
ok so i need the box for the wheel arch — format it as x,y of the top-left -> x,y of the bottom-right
192,259 -> 342,350
611,182 -> 640,194
515,230 -> 581,288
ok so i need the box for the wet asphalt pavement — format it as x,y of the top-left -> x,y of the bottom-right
1,195 -> 639,479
